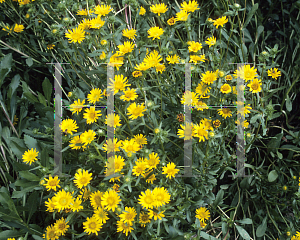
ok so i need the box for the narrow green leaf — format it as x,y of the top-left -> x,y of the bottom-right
42,77 -> 52,104
213,189 -> 224,208
19,171 -> 40,181
256,216 -> 267,237
37,92 -> 47,107
286,95 -> 292,112
243,3 -> 259,29
236,225 -> 251,240
27,191 -> 38,223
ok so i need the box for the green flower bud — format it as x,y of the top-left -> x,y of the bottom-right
107,16 -> 116,23
57,2 -> 65,10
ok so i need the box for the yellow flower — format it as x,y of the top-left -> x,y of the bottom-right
218,108 -> 232,119
45,197 -> 56,212
105,113 -> 122,127
60,119 -> 78,135
101,190 -> 121,212
139,212 -> 151,227
195,82 -> 211,98
83,216 -> 103,236
43,175 -> 61,191
134,134 -> 147,146
200,118 -> 213,131
188,41 -> 202,52
247,78 -> 262,93
119,207 -> 137,224
94,207 -> 109,223
225,75 -> 232,81
87,88 -> 103,104
105,155 -> 125,173
65,26 -> 85,43
180,0 -> 199,12
134,62 -> 150,71
70,197 -> 83,212
193,123 -> 208,142
109,52 -> 124,70
94,4 -> 112,17
156,63 -> 165,73
195,207 -> 210,222
181,91 -> 199,106
47,44 -> 55,49
53,189 -> 74,212
101,39 -> 107,45
13,24 -> 24,33
235,64 -> 258,82
54,217 -> 69,237
108,74 -> 131,95
148,26 -> 164,40
177,122 -> 194,140
90,190 -> 103,209
121,139 -> 141,155
138,189 -> 155,209
148,209 -> 165,220
201,71 -> 217,85
44,225 -> 59,240
77,9 -> 89,16
90,15 -> 105,29
83,106 -> 102,124
205,36 -> 216,47
80,129 -> 96,147
220,83 -> 231,94
213,16 -> 228,29
99,51 -> 106,59
143,50 -> 162,68
150,3 -> 168,16
132,160 -> 148,177
213,119 -> 221,128
74,169 -> 92,189
122,28 -> 137,40
132,71 -> 142,77
139,6 -> 146,15
146,152 -> 160,170
162,162 -> 179,179
22,148 -> 39,165
267,68 -> 281,79
120,88 -> 138,102
166,54 -> 180,64
175,10 -> 190,21
127,102 -> 146,120
189,54 -> 206,63
69,99 -> 86,115
116,220 -> 134,236
117,41 -> 134,54
167,17 -> 176,25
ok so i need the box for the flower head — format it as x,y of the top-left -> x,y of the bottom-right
60,119 -> 78,135
180,0 -> 199,13
74,169 -> 92,189
83,216 -> 103,236
150,3 -> 168,16
65,26 -> 85,43
220,83 -> 231,94
213,16 -> 228,29
148,26 -> 164,40
162,162 -> 180,179
122,29 -> 137,40
14,24 -> 24,33
44,175 -> 61,191
267,68 -> 281,79
101,190 -> 121,212
195,207 -> 210,222
167,17 -> 176,25
94,4 -> 112,17
247,78 -> 262,93
22,148 -> 39,165
127,102 -> 146,120
139,6 -> 146,15
205,36 -> 216,47
175,10 -> 190,21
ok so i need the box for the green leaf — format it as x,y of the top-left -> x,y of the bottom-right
236,225 -> 251,240
21,81 -> 38,103
267,133 -> 283,153
256,216 -> 267,237
0,187 -> 20,217
24,134 -> 39,152
243,3 -> 259,29
19,171 -> 40,181
0,53 -> 13,69
0,68 -> 11,88
236,218 -> 252,225
286,95 -> 292,112
200,231 -> 218,240
255,25 -> 264,44
26,57 -> 33,67
213,189 -> 224,208
42,77 -> 52,104
37,92 -> 47,107
8,74 -> 20,98
268,170 -> 278,182
0,230 -> 22,240
27,191 -> 38,223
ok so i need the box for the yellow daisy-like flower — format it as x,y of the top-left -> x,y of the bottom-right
101,190 -> 121,212
167,17 -> 176,25
213,119 -> 221,128
225,75 -> 232,81
54,217 -> 69,237
99,51 -> 106,59
237,104 -> 252,117
152,187 -> 171,207
122,28 -> 137,40
127,102 -> 146,120
90,15 -> 105,29
109,52 -> 124,70
2,25 -> 11,35
22,148 -> 39,165
193,123 -> 208,142
78,188 -> 92,201
74,169 -> 92,189
235,119 -> 250,128
267,68 -> 281,79
205,36 -> 216,47
143,172 -> 156,184
200,118 -> 214,131
120,88 -> 138,102
44,225 -> 59,240
83,216 -> 103,236
13,24 -> 24,33
104,155 -> 125,173
156,63 -> 166,73
181,91 -> 199,106
90,190 -> 103,209
150,3 -> 168,16
119,207 -> 137,224
195,207 -> 210,222
77,9 -> 92,16
201,71 -> 217,85
247,78 -> 262,93
69,99 -> 85,115
43,175 -> 60,191
47,44 -> 55,49
108,74 -> 131,95
53,189 -> 74,212
45,197 -> 56,212
138,189 -> 155,209
121,139 -> 141,156
143,50 -> 162,68
235,64 -> 257,82
116,220 -> 133,236
220,83 -> 231,94
146,152 -> 160,170
134,62 -> 150,71
102,138 -> 122,153
139,6 -> 146,15
132,71 -> 142,77
134,134 -> 147,146
195,82 -> 211,98
70,197 -> 83,212
139,211 -> 151,227
65,26 -> 85,43
117,41 -> 134,55
148,209 -> 165,221
80,129 -> 96,147
218,108 -> 232,119
213,16 -> 228,29
94,4 -> 112,17
105,113 -> 122,128
166,54 -> 180,64
87,88 -> 103,104
175,10 -> 190,21
188,41 -> 202,52
177,122 -> 194,140
189,54 -> 206,63
69,135 -> 83,150
148,26 -> 164,40
94,207 -> 109,224
180,0 -> 199,12
132,160 -> 148,177
162,162 -> 180,179
60,119 -> 78,135
83,106 -> 102,124
101,39 -> 107,45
